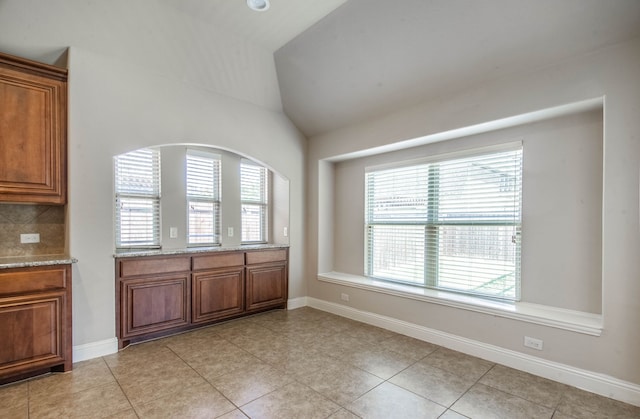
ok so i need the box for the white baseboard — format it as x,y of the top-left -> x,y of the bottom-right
306,297 -> 640,407
73,338 -> 118,363
71,297 -> 306,363
73,297 -> 307,362
287,296 -> 308,310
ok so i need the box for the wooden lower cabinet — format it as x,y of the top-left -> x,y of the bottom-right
192,251 -> 245,324
119,274 -> 190,339
116,248 -> 288,348
0,265 -> 72,381
246,263 -> 287,311
245,248 -> 288,312
192,268 -> 244,323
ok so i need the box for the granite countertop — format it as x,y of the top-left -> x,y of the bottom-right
0,254 -> 78,270
114,243 -> 289,258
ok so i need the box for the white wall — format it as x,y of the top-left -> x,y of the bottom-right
0,1 -> 306,350
307,37 -> 640,385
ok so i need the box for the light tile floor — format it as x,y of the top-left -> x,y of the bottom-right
1,307 -> 639,418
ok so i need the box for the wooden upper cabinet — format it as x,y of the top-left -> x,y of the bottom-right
0,51 -> 67,204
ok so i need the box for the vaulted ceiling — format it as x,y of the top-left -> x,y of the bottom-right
162,0 -> 348,52
0,0 -> 349,111
274,0 -> 640,137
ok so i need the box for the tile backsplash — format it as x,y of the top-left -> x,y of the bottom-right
0,204 -> 66,257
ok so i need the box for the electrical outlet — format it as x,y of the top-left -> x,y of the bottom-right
524,336 -> 543,350
341,293 -> 350,302
283,227 -> 288,237
20,233 -> 40,244
169,227 -> 178,238
228,227 -> 234,237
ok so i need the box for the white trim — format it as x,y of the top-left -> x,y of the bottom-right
327,97 -> 603,162
186,148 -> 222,160
306,297 -> 640,407
70,298 -> 308,362
365,140 -> 522,172
318,272 -> 602,336
287,296 -> 308,310
72,338 -> 118,362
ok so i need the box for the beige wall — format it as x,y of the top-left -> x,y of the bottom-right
307,37 -> 640,384
333,110 -> 603,313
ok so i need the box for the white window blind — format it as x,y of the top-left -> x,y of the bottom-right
241,159 -> 268,243
115,148 -> 161,248
187,150 -> 221,245
365,144 -> 523,301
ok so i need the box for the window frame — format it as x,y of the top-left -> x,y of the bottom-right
364,142 -> 523,301
186,149 -> 222,246
114,148 -> 161,249
240,159 -> 269,244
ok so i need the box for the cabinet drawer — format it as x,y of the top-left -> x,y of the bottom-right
192,253 -> 244,271
245,249 -> 287,265
0,266 -> 68,296
118,256 -> 190,278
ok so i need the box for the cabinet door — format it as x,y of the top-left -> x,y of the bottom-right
245,263 -> 287,311
0,57 -> 66,204
0,292 -> 65,377
120,275 -> 189,339
192,268 -> 244,323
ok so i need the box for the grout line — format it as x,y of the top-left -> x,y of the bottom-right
101,355 -> 139,417
27,378 -> 31,419
443,361 -> 497,413
164,318 -> 304,416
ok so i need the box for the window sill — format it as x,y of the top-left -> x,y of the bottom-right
317,271 -> 603,336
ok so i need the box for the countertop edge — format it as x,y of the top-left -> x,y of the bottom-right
114,244 -> 289,258
0,256 -> 78,270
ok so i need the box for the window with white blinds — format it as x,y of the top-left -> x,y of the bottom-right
365,144 -> 523,301
115,148 -> 161,248
241,159 -> 268,243
186,150 -> 221,245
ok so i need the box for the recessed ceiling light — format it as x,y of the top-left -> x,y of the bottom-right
247,0 -> 270,12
